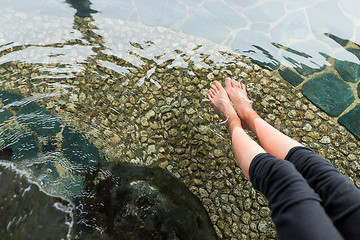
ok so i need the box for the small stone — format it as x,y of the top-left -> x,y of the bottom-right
147,145 -> 156,154
203,182 -> 212,196
304,110 -> 315,120
350,161 -> 360,171
21,69 -> 29,75
179,160 -> 190,168
243,198 -> 252,210
169,129 -> 178,136
253,65 -> 262,71
295,100 -> 302,109
145,110 -> 156,119
214,149 -> 224,157
303,123 -> 312,131
241,212 -> 251,224
347,154 -> 357,162
222,205 -> 232,214
308,132 -> 321,140
159,161 -> 168,169
110,134 -> 121,143
258,220 -> 268,233
109,114 -> 118,122
186,85 -> 195,92
199,188 -> 209,198
199,125 -> 209,134
207,73 -> 215,81
319,136 -> 331,144
186,108 -> 196,114
288,110 -> 297,118
217,220 -> 225,230
317,112 -> 329,120
198,146 -> 207,155
259,207 -> 271,217
318,124 -> 329,133
66,103 -> 76,112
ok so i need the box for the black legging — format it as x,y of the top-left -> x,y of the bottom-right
249,146 -> 360,240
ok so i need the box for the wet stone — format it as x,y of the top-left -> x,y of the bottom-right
0,90 -> 24,106
278,68 -> 304,87
76,162 -> 218,240
0,108 -> 12,123
0,161 -> 74,239
41,138 -> 57,153
251,53 -> 280,71
4,129 -> 39,161
335,59 -> 360,83
61,127 -> 105,171
326,33 -> 349,47
347,48 -> 360,61
285,57 -> 325,76
17,102 -> 61,137
338,104 -> 360,140
302,73 -> 354,116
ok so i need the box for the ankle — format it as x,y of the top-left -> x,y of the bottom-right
226,114 -> 242,134
242,110 -> 260,131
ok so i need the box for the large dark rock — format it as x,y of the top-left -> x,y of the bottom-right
17,102 -> 62,137
0,108 -> 12,124
278,67 -> 304,86
338,104 -> 360,140
302,73 -> 354,116
0,147 -> 13,160
0,160 -> 75,240
0,126 -> 39,161
334,59 -> 360,83
284,57 -> 326,76
76,163 -> 218,240
0,90 -> 24,106
62,126 -> 105,172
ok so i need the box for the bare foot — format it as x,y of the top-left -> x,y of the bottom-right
207,81 -> 241,133
224,78 -> 259,130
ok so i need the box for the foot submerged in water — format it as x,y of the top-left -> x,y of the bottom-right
207,80 -> 241,131
224,78 -> 259,130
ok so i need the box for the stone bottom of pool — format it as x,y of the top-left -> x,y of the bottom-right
0,17 -> 360,240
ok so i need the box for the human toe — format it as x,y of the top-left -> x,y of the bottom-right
225,77 -> 233,89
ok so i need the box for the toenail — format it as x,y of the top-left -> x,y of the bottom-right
214,80 -> 217,84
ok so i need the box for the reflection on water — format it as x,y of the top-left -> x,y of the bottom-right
65,0 -> 98,17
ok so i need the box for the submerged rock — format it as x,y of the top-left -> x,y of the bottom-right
0,147 -> 12,160
76,162 -> 218,240
0,160 -> 75,240
302,73 -> 354,116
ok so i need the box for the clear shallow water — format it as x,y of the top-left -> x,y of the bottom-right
1,0 -> 360,239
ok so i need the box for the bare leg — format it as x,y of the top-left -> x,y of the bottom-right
207,81 -> 265,180
224,78 -> 302,159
